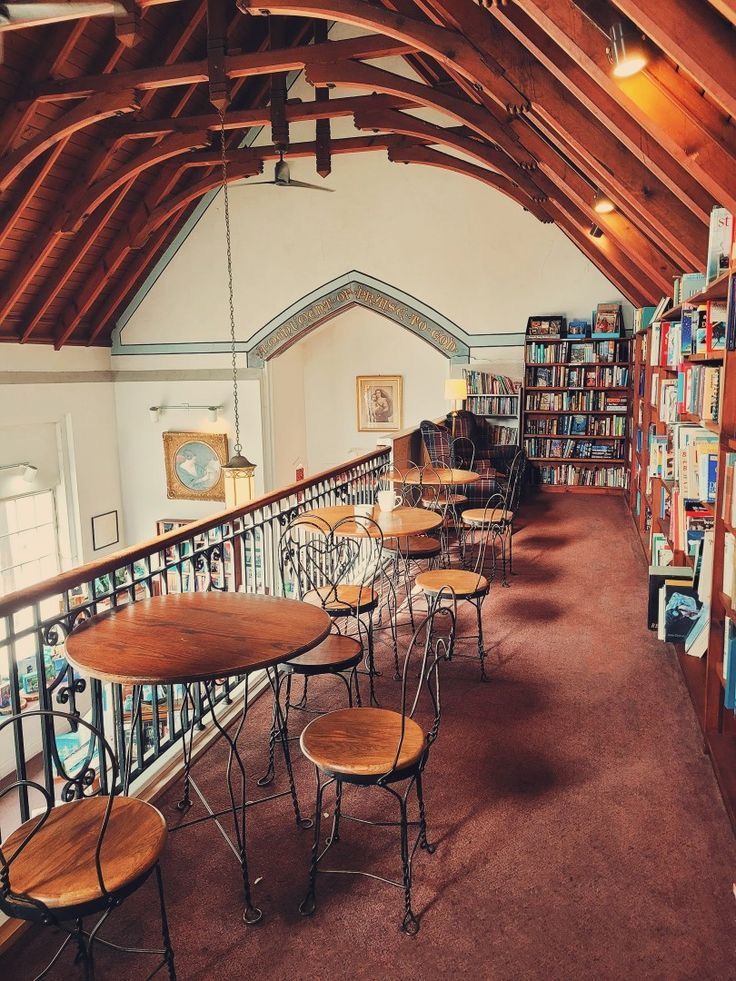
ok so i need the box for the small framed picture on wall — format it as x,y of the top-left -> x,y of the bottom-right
356,376 -> 403,432
91,510 -> 119,551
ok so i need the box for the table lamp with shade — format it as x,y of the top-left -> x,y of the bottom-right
444,377 -> 468,437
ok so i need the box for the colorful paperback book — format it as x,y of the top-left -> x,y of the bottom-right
724,618 -> 736,711
706,301 -> 727,352
647,566 -> 693,630
663,582 -> 702,643
706,206 -> 734,285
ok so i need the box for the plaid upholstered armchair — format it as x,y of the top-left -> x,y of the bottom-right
420,413 -> 512,507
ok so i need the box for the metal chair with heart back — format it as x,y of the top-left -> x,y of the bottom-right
0,710 -> 176,980
461,449 -> 527,584
297,588 -> 456,935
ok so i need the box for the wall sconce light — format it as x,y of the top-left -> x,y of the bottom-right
593,191 -> 615,215
589,224 -> 604,238
607,22 -> 648,79
0,462 -> 38,483
149,404 -> 222,423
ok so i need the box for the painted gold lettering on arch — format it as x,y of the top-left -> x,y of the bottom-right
248,279 -> 465,366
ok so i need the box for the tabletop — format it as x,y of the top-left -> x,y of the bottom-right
402,468 -> 483,486
297,504 -> 442,538
65,592 -> 332,686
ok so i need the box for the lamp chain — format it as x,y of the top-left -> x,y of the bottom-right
218,108 -> 242,455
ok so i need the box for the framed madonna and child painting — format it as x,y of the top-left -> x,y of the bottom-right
356,375 -> 403,432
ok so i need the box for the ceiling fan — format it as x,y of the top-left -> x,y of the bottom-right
232,152 -> 334,192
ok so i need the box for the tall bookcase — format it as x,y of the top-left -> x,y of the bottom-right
628,268 -> 736,829
523,336 -> 632,493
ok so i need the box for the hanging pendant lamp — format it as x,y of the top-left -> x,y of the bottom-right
218,109 -> 257,508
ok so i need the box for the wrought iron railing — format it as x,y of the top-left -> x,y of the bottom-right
0,447 -> 390,830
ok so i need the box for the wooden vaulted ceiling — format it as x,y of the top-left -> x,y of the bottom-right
0,0 -> 734,348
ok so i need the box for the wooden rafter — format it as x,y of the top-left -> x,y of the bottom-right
609,0 -> 736,119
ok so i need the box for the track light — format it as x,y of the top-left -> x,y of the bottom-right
607,22 -> 648,79
149,404 -> 222,423
589,224 -> 604,238
593,191 -> 615,215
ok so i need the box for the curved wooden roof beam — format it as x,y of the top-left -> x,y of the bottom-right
352,107 -> 542,196
0,90 -> 139,192
236,0 -> 529,112
304,60 -> 535,167
60,131 -> 211,234
610,0 -> 736,119
32,34 -> 415,100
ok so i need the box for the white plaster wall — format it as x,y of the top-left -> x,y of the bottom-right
0,372 -> 122,566
120,145 -> 622,349
268,343 -> 308,488
112,376 -> 264,544
299,306 -> 448,473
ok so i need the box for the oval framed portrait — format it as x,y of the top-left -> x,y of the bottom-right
163,432 -> 229,501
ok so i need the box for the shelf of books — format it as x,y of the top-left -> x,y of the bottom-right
462,368 -> 521,447
523,305 -> 631,493
629,203 -> 736,828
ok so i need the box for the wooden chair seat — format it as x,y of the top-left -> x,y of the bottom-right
386,535 -> 442,558
422,493 -> 467,507
3,797 -> 167,911
415,568 -> 489,599
300,707 -> 425,780
462,507 -> 513,526
286,634 -> 362,674
304,584 -> 378,614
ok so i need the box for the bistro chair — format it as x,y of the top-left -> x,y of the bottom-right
298,593 -> 456,935
258,517 -> 366,789
461,450 -> 527,584
284,513 -> 387,706
0,710 -> 175,980
415,510 -> 497,680
377,464 -> 446,631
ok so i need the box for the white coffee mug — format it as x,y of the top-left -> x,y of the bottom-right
377,490 -> 402,513
354,503 -> 374,518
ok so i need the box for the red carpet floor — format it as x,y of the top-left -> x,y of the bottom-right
5,494 -> 736,979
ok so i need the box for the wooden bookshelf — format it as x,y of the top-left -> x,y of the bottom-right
524,333 -> 632,493
461,366 -> 522,447
627,267 -> 736,832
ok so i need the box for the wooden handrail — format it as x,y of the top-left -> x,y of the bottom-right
0,447 -> 388,618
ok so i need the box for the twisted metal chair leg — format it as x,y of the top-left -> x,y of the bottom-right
326,780 -> 343,845
475,600 -> 487,682
299,769 -> 326,917
416,771 -> 435,855
398,794 -> 418,935
155,863 -> 177,980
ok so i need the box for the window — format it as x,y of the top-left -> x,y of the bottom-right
0,491 -> 60,596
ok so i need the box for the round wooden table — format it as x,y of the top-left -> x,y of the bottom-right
296,504 -> 442,538
66,592 -> 331,685
403,467 -> 483,486
66,591 -> 331,924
